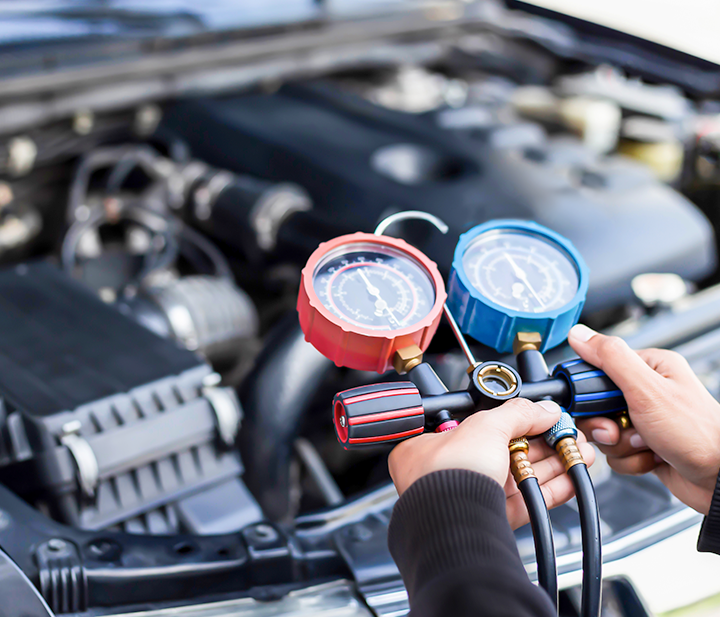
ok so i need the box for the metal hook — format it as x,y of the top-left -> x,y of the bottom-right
374,210 -> 449,236
374,210 -> 477,368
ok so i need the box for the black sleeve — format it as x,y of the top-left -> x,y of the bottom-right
388,469 -> 555,617
698,469 -> 720,554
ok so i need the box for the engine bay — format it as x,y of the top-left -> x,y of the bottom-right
1,5 -> 720,615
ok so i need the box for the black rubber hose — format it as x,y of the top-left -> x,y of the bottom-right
518,477 -> 558,609
61,206 -> 179,293
568,463 -> 602,617
239,314 -> 334,521
513,349 -> 558,610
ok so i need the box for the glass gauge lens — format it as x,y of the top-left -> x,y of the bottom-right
462,230 -> 579,313
313,242 -> 435,331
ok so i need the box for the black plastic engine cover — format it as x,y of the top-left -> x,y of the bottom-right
0,263 -> 200,419
0,262 -> 261,534
163,82 -> 715,312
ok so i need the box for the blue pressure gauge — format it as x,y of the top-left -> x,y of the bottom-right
447,220 -> 589,353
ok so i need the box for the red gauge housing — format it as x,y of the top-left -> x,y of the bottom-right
298,232 -> 446,373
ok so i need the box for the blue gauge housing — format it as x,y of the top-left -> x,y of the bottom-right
447,220 -> 589,353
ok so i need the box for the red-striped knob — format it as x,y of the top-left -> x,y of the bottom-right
333,382 -> 425,449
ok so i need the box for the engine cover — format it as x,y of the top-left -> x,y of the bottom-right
163,82 -> 715,312
0,262 -> 261,534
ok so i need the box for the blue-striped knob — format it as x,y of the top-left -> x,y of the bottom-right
553,359 -> 627,418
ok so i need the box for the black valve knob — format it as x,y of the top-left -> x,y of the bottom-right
552,360 -> 627,418
333,382 -> 425,449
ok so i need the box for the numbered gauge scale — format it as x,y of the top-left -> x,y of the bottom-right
448,220 -> 589,353
298,232 -> 446,373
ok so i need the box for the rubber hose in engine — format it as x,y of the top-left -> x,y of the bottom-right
190,171 -> 312,262
240,314 -> 334,521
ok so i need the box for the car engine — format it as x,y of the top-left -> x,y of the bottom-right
1,3 -> 720,616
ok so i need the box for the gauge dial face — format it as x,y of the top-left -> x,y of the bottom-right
312,242 -> 436,331
461,230 -> 579,313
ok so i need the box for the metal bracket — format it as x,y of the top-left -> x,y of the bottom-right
202,378 -> 243,448
59,421 -> 99,502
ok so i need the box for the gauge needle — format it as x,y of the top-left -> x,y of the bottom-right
503,253 -> 546,309
358,267 -> 402,327
358,268 -> 380,296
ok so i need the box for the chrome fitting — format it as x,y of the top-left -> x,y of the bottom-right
544,411 -> 578,449
202,381 -> 243,448
60,420 -> 99,501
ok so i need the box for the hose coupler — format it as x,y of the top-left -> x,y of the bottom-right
555,437 -> 585,472
509,437 -> 536,484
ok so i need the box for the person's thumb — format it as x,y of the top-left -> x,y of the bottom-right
484,397 -> 562,441
567,325 -> 660,399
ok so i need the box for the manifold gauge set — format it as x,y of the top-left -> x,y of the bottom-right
296,214 -> 625,617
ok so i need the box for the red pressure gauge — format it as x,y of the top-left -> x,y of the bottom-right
298,232 -> 446,373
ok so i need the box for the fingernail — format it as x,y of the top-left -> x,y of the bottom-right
630,433 -> 646,449
569,324 -> 597,343
536,400 -> 561,414
591,429 -> 616,445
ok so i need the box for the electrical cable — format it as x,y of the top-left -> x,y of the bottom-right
105,135 -> 192,193
517,475 -> 558,606
178,223 -> 233,281
106,157 -> 143,193
61,205 -> 179,296
66,145 -> 166,224
568,463 -> 602,617
66,145 -> 234,286
63,204 -> 232,293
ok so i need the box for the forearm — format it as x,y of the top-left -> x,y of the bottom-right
388,469 -> 555,617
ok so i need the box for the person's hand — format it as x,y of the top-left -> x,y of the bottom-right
569,324 -> 720,515
388,398 -> 596,529
504,432 -> 594,529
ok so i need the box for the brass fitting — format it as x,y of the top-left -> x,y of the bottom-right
476,363 -> 519,397
509,437 -> 536,484
555,436 -> 585,471
513,332 -> 543,355
508,436 -> 530,454
617,411 -> 632,430
393,344 -> 423,374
